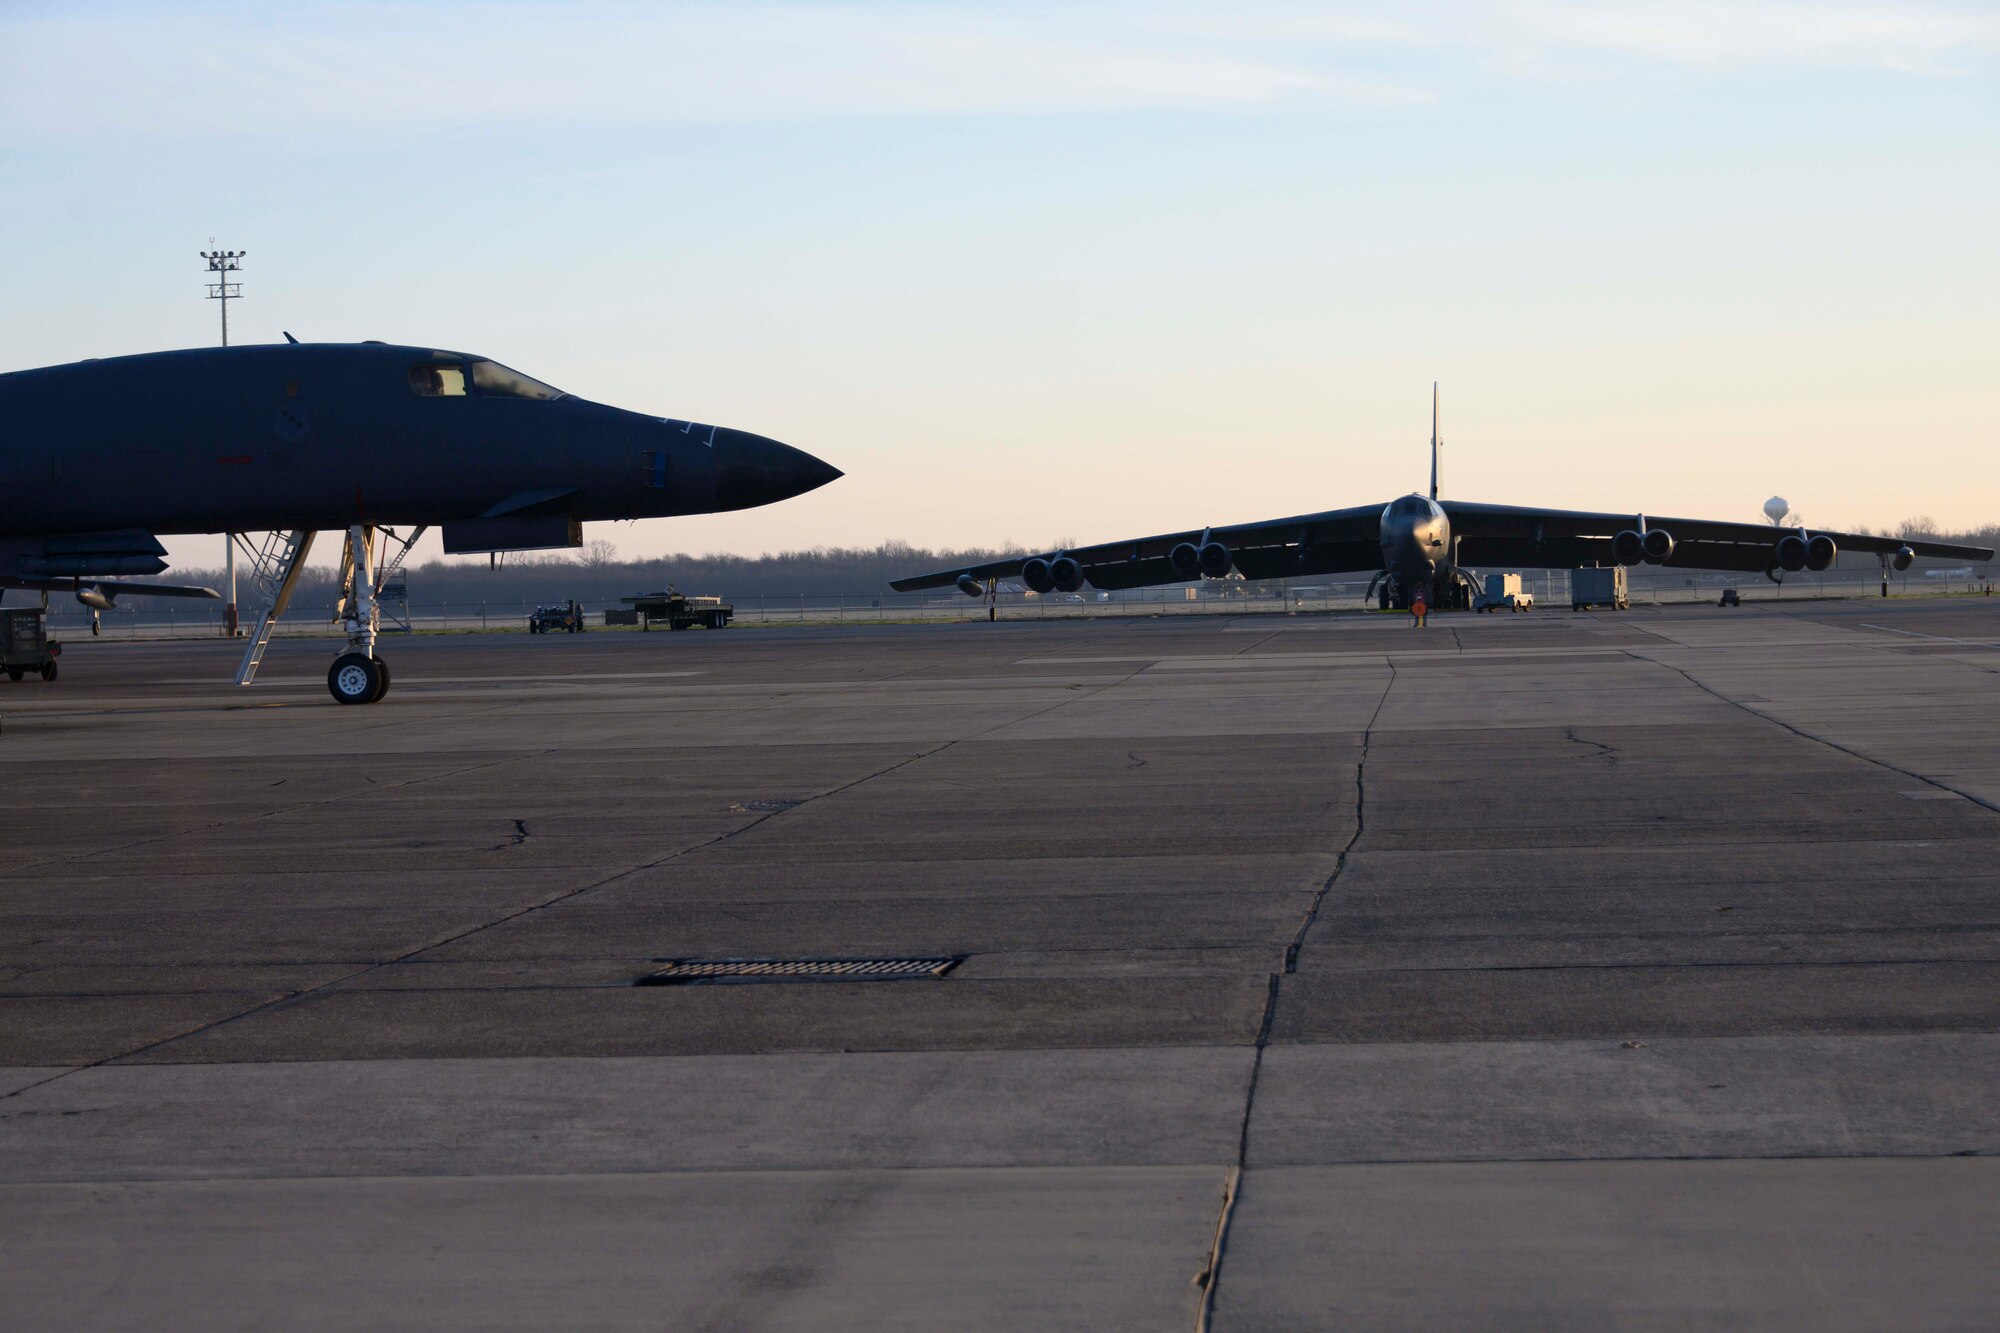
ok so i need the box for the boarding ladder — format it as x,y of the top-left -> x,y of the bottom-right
378,526 -> 425,585
370,527 -> 426,635
233,529 -> 316,685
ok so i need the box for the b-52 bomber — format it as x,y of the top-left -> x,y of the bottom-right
0,340 -> 840,702
892,387 -> 1991,608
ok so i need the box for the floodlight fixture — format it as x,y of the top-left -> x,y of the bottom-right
202,244 -> 246,345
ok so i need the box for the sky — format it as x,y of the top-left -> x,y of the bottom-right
2,1 -> 1995,572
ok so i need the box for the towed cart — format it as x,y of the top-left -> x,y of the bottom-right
2,607 -> 61,682
1475,573 -> 1535,612
622,589 -> 733,631
528,600 -> 586,633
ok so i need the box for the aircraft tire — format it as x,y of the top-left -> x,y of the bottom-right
369,656 -> 392,703
329,653 -> 384,705
40,661 -> 57,682
6,668 -> 20,682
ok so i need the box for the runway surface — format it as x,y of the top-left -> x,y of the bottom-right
2,598 -> 1997,1329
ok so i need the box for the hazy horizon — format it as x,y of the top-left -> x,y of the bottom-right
4,1 -> 1994,573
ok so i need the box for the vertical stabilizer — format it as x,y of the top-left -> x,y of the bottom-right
1429,382 -> 1441,500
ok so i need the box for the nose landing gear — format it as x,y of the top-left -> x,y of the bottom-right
325,524 -> 418,705
232,523 -> 423,704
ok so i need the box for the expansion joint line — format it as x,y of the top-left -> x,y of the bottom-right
1194,662 -> 1395,1329
1636,653 -> 2000,816
0,739 -> 957,1107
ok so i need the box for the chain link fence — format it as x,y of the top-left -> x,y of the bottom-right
14,567 -> 1994,642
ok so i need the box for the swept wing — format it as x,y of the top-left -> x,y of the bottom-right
1447,502 -> 1993,574
889,504 -> 1386,592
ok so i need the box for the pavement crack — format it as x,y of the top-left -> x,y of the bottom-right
1619,620 -> 1685,645
1634,652 -> 2000,816
30,749 -> 558,877
1562,726 -> 1619,765
1197,660 -> 1395,1329
1283,662 -> 1394,973
1193,976 -> 1277,1330
1191,1164 -> 1243,1329
1229,629 -> 1285,659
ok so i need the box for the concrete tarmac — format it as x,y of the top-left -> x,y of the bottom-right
1,597 -> 1997,1329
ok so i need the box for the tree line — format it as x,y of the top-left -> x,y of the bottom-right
167,541 -> 1033,608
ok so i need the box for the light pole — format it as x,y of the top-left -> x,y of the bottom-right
200,247 -> 245,346
202,247 -> 246,633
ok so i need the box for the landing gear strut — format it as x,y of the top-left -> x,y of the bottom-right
325,524 -> 421,705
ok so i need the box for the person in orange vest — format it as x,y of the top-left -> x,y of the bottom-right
1410,590 -> 1428,629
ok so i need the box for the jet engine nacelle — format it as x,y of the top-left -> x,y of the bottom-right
1892,544 -> 1916,572
1049,555 -> 1085,593
955,574 -> 983,598
1642,529 -> 1675,564
1775,533 -> 1809,572
1612,530 -> 1646,566
74,586 -> 117,612
1168,542 -> 1201,578
1805,534 -> 1837,572
1197,540 -> 1232,578
1020,557 -> 1055,594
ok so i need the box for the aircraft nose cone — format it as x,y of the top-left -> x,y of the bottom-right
713,430 -> 842,511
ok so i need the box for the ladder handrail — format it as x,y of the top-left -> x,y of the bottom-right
234,529 -> 315,685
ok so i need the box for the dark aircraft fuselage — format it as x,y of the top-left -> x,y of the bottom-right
0,343 -> 839,541
1379,493 -> 1453,599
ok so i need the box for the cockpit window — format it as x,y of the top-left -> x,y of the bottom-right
470,359 -> 562,400
409,364 -> 466,397
1389,496 -> 1430,517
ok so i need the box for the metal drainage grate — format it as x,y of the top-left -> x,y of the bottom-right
635,956 -> 963,986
